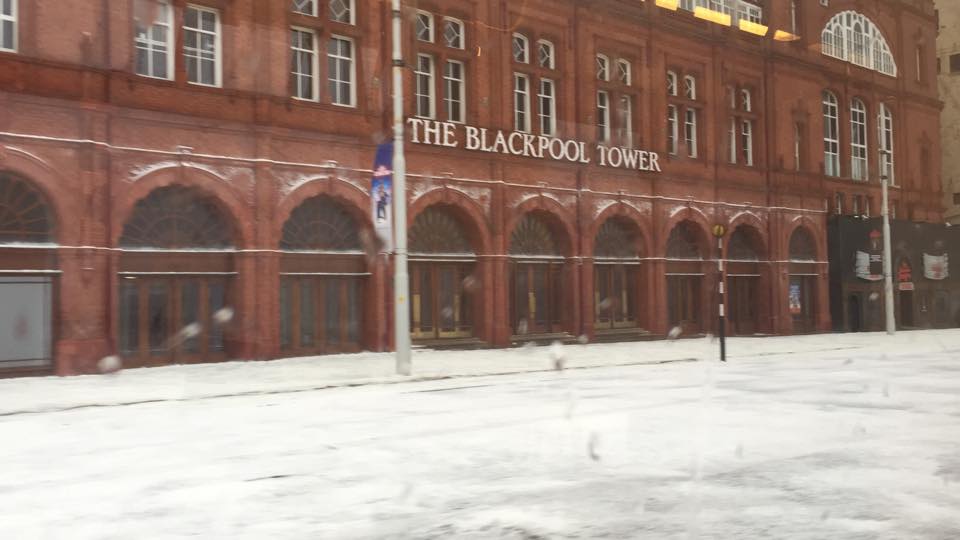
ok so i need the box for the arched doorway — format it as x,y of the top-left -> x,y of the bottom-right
408,206 -> 477,342
665,220 -> 706,335
278,195 -> 366,355
593,217 -> 643,332
727,225 -> 765,335
0,172 -> 57,373
788,227 -> 818,333
509,212 -> 567,336
117,185 -> 235,366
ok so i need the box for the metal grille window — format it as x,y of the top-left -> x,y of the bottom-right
290,28 -> 318,101
329,0 -> 353,24
538,78 -> 556,136
822,91 -> 840,177
514,73 -> 531,132
878,104 -> 895,184
513,34 -> 529,63
537,40 -> 554,69
416,11 -> 434,42
597,90 -> 610,143
183,5 -> 220,87
685,108 -> 698,158
415,54 -> 435,118
327,35 -> 355,106
135,1 -> 173,79
850,98 -> 868,181
444,60 -> 465,123
443,18 -> 464,49
292,0 -> 316,16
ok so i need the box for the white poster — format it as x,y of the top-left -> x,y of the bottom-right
923,253 -> 949,280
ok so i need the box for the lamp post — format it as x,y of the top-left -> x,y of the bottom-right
881,149 -> 895,335
391,0 -> 411,374
712,223 -> 727,362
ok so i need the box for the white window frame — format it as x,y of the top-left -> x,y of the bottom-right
597,90 -> 610,143
823,91 -> 840,177
328,35 -> 356,107
514,73 -> 531,132
329,0 -> 355,25
538,78 -> 556,136
416,11 -> 434,43
878,104 -> 895,185
820,11 -> 897,77
0,0 -> 14,52
183,5 -> 222,88
742,119 -> 754,166
617,59 -> 632,86
537,39 -> 555,70
444,60 -> 465,123
292,0 -> 317,17
685,108 -> 698,158
415,54 -> 436,118
667,70 -> 678,96
443,17 -> 464,49
134,1 -> 174,80
850,98 -> 868,181
729,117 -> 738,164
512,33 -> 529,64
741,89 -> 752,112
684,75 -> 697,100
619,95 -> 633,148
667,105 -> 679,155
290,27 -> 319,101
794,122 -> 802,172
596,54 -> 610,82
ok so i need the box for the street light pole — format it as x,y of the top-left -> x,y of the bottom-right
881,150 -> 895,335
391,0 -> 411,374
712,224 -> 727,362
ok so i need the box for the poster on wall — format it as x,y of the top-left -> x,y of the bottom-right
923,253 -> 949,280
789,283 -> 802,315
855,251 -> 883,281
371,143 -> 394,253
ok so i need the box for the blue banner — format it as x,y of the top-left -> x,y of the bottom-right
371,142 -> 394,252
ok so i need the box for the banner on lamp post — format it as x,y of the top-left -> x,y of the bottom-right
371,142 -> 394,253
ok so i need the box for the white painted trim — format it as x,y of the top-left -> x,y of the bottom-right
0,269 -> 61,274
280,272 -> 370,276
119,271 -> 238,276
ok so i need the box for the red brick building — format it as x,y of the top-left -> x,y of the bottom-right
0,0 -> 942,375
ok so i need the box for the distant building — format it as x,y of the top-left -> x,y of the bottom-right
939,0 -> 960,224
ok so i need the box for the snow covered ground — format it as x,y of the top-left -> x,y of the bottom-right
1,331 -> 959,539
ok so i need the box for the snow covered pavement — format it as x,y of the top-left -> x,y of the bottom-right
1,331 -> 959,538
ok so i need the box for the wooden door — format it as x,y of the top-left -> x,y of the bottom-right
728,276 -> 758,335
595,264 -> 639,329
667,275 -> 701,334
511,262 -> 562,335
279,276 -> 363,355
410,263 -> 473,340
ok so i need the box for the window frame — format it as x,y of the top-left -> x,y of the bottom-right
667,70 -> 678,96
327,34 -> 356,107
616,59 -> 632,86
512,33 -> 530,64
684,108 -> 698,158
290,26 -> 320,102
850,98 -> 868,181
538,78 -> 557,137
741,119 -> 754,166
597,90 -> 611,143
537,39 -> 555,70
416,11 -> 435,43
596,54 -> 610,82
443,59 -> 466,123
329,0 -> 355,25
822,91 -> 841,177
667,104 -> 679,155
292,0 -> 318,17
619,94 -> 633,148
683,75 -> 697,100
134,0 -> 174,80
415,53 -> 437,119
514,72 -> 531,132
878,103 -> 895,185
443,17 -> 465,49
0,0 -> 13,52
183,4 -> 223,88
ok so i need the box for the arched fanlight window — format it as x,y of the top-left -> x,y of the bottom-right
409,206 -> 474,255
728,226 -> 762,261
119,185 -> 233,249
594,218 -> 642,260
510,213 -> 561,257
821,11 -> 897,77
789,227 -> 817,262
666,221 -> 703,260
0,172 -> 55,244
280,195 -> 361,251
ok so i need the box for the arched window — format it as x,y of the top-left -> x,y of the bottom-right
510,213 -> 560,256
594,218 -> 642,260
666,221 -> 703,260
821,11 -> 896,76
878,104 -> 895,184
0,172 -> 55,244
822,91 -> 840,177
850,98 -> 868,181
728,226 -> 762,261
409,206 -> 473,255
119,185 -> 233,248
666,70 -> 677,96
789,228 -> 817,262
280,196 -> 361,252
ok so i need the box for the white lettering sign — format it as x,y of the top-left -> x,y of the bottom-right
407,119 -> 662,173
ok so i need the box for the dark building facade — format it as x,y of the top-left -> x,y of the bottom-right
829,216 -> 960,332
0,0 -> 943,375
